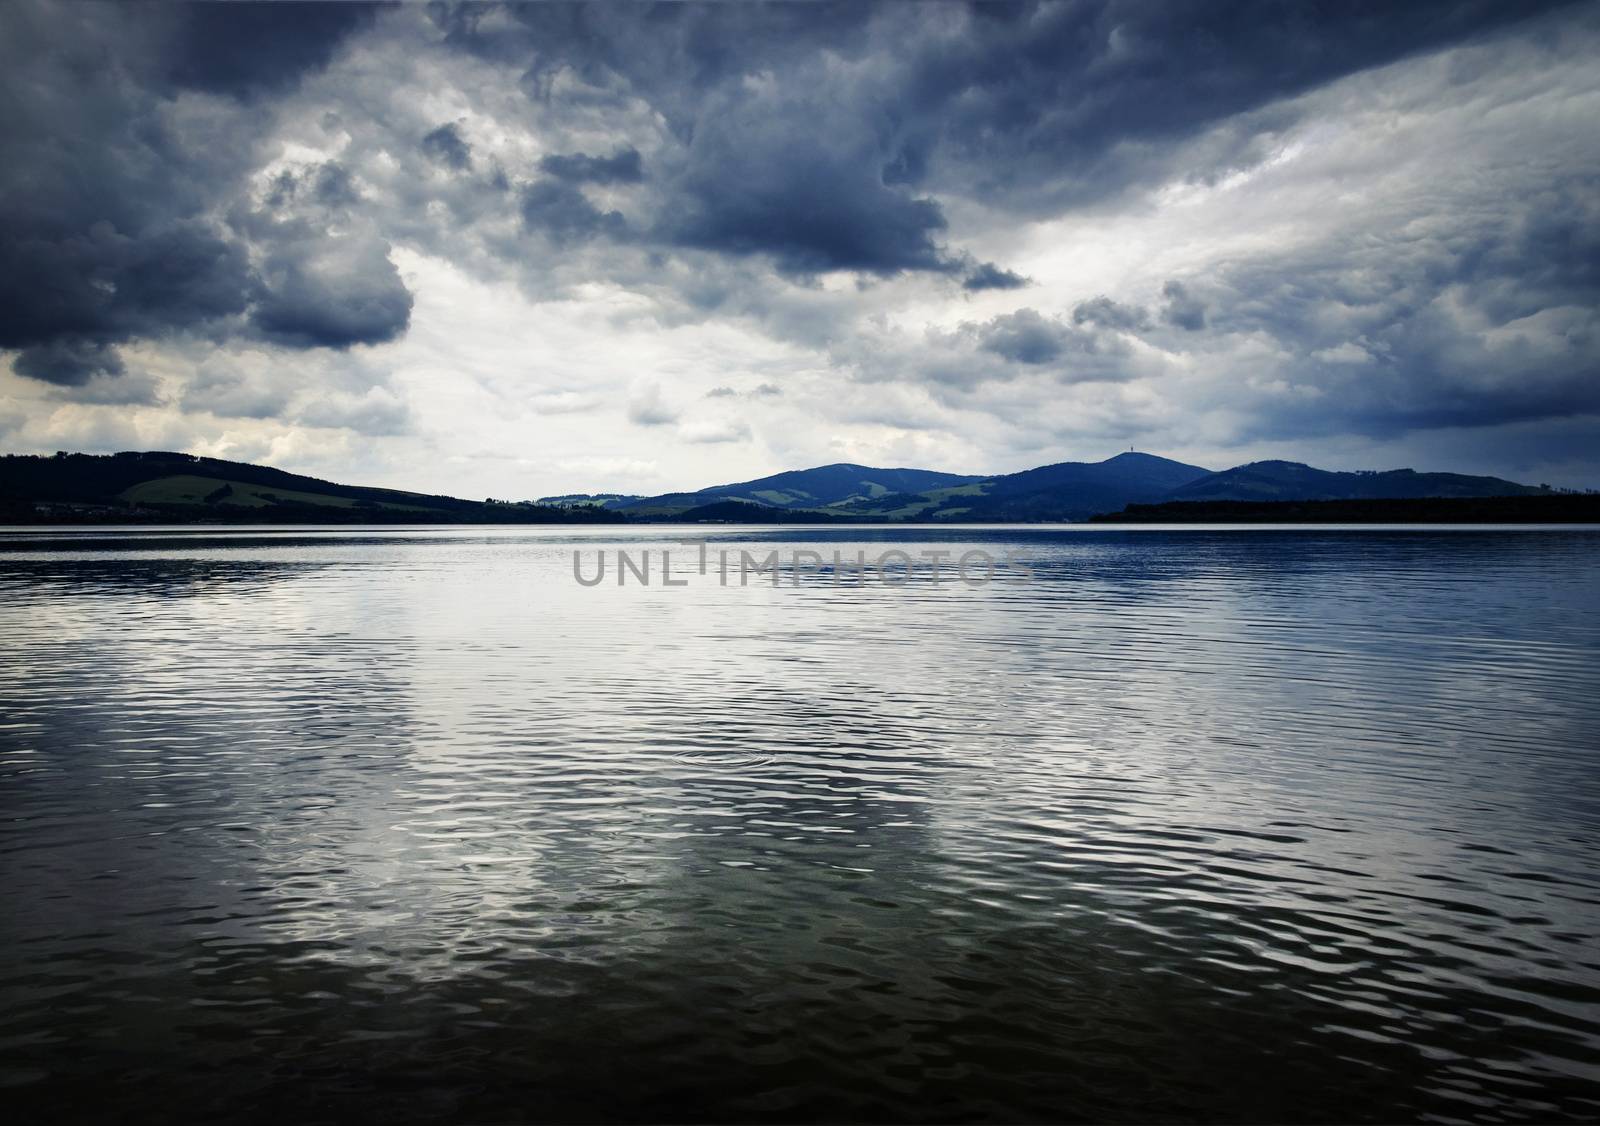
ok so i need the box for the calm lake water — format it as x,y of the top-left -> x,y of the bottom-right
2,524 -> 1598,1123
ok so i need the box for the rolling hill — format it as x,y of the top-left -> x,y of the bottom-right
1167,460 -> 1549,503
615,463 -> 980,517
0,451 -> 618,524
884,451 -> 1213,521
534,493 -> 642,509
620,452 -> 1214,522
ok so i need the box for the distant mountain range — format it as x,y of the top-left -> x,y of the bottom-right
594,464 -> 979,518
1167,460 -> 1550,503
0,448 -> 1576,525
542,451 -> 1553,522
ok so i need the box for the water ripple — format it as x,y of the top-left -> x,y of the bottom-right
1,525 -> 1598,1123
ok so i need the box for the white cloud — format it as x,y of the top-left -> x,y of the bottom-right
681,417 -> 751,444
626,382 -> 679,427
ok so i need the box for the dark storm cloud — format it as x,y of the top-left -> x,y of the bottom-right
12,339 -> 125,387
1202,172 -> 1600,437
663,173 -> 948,276
520,181 -> 627,244
433,1 -> 877,106
419,0 -> 1578,299
0,221 -> 255,347
964,262 -> 1030,292
233,162 -> 414,350
310,162 -> 363,209
977,310 -> 1071,365
252,237 -> 413,349
421,123 -> 474,171
656,90 -> 954,276
0,0 -> 411,388
0,219 -> 256,385
1160,282 -> 1206,332
970,308 -> 1135,372
161,1 -> 386,99
434,3 -> 954,275
259,161 -> 364,216
887,0 -> 1580,211
0,2 -> 257,384
436,0 -> 1578,238
539,147 -> 643,184
904,306 -> 1143,391
1073,296 -> 1150,332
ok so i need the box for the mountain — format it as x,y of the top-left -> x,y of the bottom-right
1168,460 -> 1551,503
617,463 -> 980,516
947,451 -> 1213,520
822,451 -> 1214,522
621,452 -> 1554,523
674,499 -> 858,523
0,451 -> 619,524
617,452 -> 1212,522
2,450 -> 1565,526
535,493 -> 641,509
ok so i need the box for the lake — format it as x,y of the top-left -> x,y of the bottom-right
1,524 -> 1598,1123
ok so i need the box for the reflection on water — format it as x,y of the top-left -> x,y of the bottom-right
1,525 -> 1598,1123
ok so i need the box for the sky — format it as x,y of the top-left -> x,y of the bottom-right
2,0 -> 1598,499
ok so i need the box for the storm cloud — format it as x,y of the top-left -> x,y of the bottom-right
0,0 -> 410,385
421,123 -> 474,172
520,181 -> 628,244
539,147 -> 643,185
252,236 -> 413,349
1,0 -> 1597,492
964,263 -> 1030,292
1160,282 -> 1206,332
161,1 -> 384,100
656,93 -> 956,276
